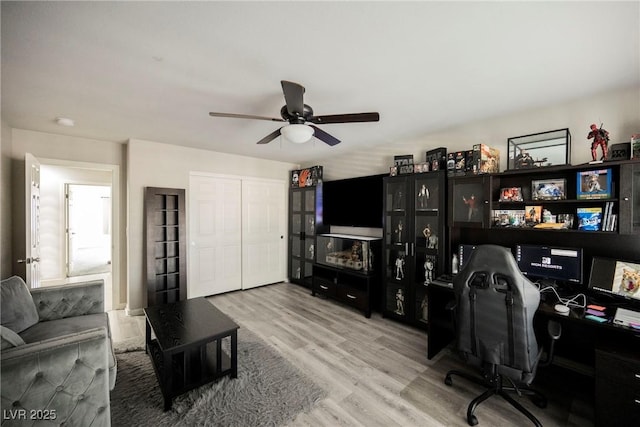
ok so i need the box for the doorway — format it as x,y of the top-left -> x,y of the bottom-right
66,184 -> 112,277
37,158 -> 120,311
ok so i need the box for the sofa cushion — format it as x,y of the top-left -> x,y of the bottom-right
19,312 -> 110,343
1,276 -> 39,333
1,325 -> 26,349
19,313 -> 117,389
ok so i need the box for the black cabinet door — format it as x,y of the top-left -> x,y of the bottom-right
619,162 -> 640,235
288,185 -> 322,287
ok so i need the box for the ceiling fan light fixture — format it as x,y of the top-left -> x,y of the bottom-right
281,124 -> 314,144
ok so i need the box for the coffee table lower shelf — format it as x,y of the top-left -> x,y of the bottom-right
146,337 -> 236,410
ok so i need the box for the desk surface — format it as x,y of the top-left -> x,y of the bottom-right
426,281 -> 640,362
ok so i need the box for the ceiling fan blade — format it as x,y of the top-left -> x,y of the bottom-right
309,112 -> 380,124
209,112 -> 285,122
256,128 -> 282,145
281,80 -> 305,116
310,125 -> 341,146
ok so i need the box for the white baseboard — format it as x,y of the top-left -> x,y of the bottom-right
125,306 -> 145,316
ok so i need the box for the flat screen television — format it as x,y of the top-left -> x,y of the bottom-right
322,174 -> 385,228
515,244 -> 583,285
588,257 -> 640,304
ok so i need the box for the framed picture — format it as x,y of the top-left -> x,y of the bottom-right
577,168 -> 612,200
507,128 -> 571,170
525,205 -> 542,224
499,187 -> 523,202
531,179 -> 566,201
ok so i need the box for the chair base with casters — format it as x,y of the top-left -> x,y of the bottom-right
444,366 -> 547,427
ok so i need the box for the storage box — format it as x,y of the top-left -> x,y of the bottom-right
394,155 -> 414,175
465,150 -> 475,174
291,166 -> 323,188
473,144 -> 500,174
425,147 -> 447,171
454,151 -> 466,176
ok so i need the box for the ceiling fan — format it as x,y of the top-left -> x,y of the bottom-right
209,80 -> 380,146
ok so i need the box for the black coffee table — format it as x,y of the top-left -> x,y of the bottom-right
144,297 -> 239,410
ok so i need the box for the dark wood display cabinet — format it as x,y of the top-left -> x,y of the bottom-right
144,187 -> 187,307
382,170 -> 447,328
288,184 -> 323,288
312,234 -> 381,318
448,160 -> 640,277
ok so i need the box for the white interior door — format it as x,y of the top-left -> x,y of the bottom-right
241,179 -> 286,289
22,153 -> 41,288
189,174 -> 242,298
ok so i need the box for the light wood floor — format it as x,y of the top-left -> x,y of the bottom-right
109,282 -> 594,427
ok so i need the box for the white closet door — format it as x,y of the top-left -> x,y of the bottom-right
189,175 -> 242,298
241,179 -> 286,289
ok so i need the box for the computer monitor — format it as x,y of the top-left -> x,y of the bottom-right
458,244 -> 477,271
515,244 -> 583,285
588,257 -> 640,304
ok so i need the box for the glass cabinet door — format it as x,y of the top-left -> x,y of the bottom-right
304,190 -> 315,212
620,162 -> 640,235
384,177 -> 411,319
448,175 -> 491,228
412,175 -> 440,324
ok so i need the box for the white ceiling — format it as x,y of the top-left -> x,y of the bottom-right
2,1 -> 639,165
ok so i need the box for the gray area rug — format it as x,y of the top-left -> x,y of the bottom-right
110,328 -> 326,426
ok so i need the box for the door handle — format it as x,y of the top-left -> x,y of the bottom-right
17,258 -> 30,264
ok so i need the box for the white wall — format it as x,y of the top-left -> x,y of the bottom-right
308,85 -> 640,180
1,120 -> 13,279
126,139 -> 297,313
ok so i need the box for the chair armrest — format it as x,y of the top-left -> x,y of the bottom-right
1,327 -> 111,426
30,280 -> 104,321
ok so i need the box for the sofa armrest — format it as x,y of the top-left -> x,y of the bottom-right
31,280 -> 104,321
1,327 -> 111,426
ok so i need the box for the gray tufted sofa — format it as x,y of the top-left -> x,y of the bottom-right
1,276 -> 116,426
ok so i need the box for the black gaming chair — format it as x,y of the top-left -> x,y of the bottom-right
444,245 -> 559,426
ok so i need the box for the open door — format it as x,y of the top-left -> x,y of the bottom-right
20,153 -> 41,287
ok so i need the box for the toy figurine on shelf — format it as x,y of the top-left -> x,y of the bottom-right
395,220 -> 404,243
417,184 -> 430,209
462,194 -> 479,221
424,257 -> 435,284
588,123 -> 610,161
395,255 -> 405,280
422,224 -> 438,249
395,288 -> 405,316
